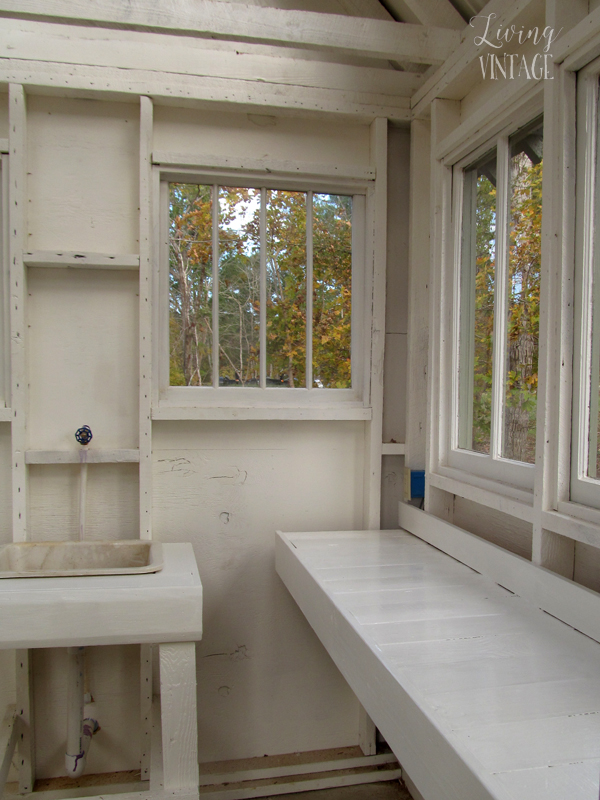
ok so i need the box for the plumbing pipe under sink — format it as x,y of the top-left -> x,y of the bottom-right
75,425 -> 93,541
65,647 -> 99,777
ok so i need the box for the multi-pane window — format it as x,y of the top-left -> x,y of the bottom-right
454,118 -> 543,478
168,183 -> 353,391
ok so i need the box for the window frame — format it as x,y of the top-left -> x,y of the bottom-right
445,121 -> 544,492
152,166 -> 371,419
572,57 -> 600,509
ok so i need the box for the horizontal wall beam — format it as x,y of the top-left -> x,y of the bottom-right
152,405 -> 372,421
154,152 -> 375,182
0,59 -> 412,122
25,449 -> 140,464
0,22 -> 424,99
0,0 -> 460,65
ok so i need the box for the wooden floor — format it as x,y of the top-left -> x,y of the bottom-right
276,530 -> 600,800
265,782 -> 412,799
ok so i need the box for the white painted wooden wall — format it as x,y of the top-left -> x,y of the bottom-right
0,80 -> 392,777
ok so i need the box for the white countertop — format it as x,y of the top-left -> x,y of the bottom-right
0,542 -> 202,648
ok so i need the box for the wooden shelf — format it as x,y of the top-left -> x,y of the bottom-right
381,442 -> 405,455
23,251 -> 140,270
0,408 -> 11,423
25,449 -> 140,465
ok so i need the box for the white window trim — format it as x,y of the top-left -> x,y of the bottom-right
572,56 -> 600,509
151,166 -> 373,421
444,133 -> 538,491
0,152 -> 9,417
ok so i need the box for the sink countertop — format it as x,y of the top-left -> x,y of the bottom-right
0,543 -> 202,648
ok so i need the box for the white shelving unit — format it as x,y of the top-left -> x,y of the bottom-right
0,88 -> 201,800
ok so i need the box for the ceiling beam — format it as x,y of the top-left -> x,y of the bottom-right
384,0 -> 465,29
0,0 -> 461,66
411,0 -> 537,115
336,0 -> 394,22
0,22 -> 424,98
0,57 -> 413,122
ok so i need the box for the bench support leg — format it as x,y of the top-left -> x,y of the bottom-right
358,704 -> 376,756
159,642 -> 199,795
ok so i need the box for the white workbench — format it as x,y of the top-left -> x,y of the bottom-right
276,528 -> 600,800
0,543 -> 202,800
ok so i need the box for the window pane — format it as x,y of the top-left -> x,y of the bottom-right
217,187 -> 261,386
313,194 -> 352,389
265,190 -> 307,388
458,154 -> 496,454
169,183 -> 213,386
502,125 -> 543,463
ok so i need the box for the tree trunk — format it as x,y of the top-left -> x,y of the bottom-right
504,330 -> 535,462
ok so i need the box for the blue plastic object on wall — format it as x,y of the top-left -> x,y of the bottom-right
410,470 -> 425,499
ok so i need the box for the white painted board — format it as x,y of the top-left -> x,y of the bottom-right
277,529 -> 600,800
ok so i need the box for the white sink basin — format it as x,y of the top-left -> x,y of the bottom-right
0,540 -> 163,578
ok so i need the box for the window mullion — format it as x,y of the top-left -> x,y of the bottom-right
260,187 -> 267,389
306,191 -> 313,390
212,183 -> 219,389
491,137 -> 510,459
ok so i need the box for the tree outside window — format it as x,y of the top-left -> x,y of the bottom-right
457,119 -> 542,466
168,184 -> 352,390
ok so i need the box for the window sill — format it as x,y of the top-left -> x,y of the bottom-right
446,448 -> 535,491
152,404 -> 372,421
431,465 -> 534,522
542,505 -> 600,549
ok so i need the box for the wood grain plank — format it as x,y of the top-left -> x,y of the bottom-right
0,704 -> 17,792
159,642 -> 199,793
139,95 -> 153,541
276,532 -> 502,800
0,1 -> 460,65
25,449 -> 140,464
0,21 -> 423,97
494,760 -> 600,800
16,650 -> 34,793
363,118 -> 388,529
429,678 -> 600,729
8,83 -> 27,542
277,529 -> 600,800
399,503 -> 600,645
23,251 -> 139,269
140,644 -> 152,781
0,58 -> 412,123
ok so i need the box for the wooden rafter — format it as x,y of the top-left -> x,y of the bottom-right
384,0 -> 465,29
0,0 -> 460,66
411,0 -> 536,114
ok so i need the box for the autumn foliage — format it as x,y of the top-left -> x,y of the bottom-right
169,185 -> 352,389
